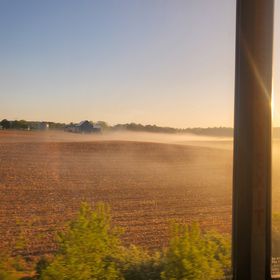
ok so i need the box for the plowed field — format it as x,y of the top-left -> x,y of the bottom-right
0,130 -> 233,256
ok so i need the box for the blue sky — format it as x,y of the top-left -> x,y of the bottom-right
0,0 -> 279,128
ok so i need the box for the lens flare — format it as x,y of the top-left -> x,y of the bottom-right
272,83 -> 275,121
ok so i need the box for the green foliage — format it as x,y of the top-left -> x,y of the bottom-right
48,122 -> 65,130
0,118 -> 235,136
10,120 -> 28,130
112,123 -> 177,134
161,223 -> 230,280
35,257 -> 51,279
0,203 -> 232,280
37,203 -> 231,280
0,119 -> 11,129
120,246 -> 162,280
39,204 -> 163,280
96,121 -> 109,130
40,203 -> 124,280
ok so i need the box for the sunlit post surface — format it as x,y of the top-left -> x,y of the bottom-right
233,0 -> 274,279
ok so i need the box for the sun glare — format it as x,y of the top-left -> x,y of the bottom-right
272,83 -> 275,121
272,84 -> 280,128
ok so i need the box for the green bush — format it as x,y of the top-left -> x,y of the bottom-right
121,245 -> 162,280
161,223 -> 230,280
35,257 -> 51,279
38,203 -> 231,280
40,203 -> 124,280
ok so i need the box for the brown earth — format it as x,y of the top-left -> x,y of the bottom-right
0,130 -> 234,256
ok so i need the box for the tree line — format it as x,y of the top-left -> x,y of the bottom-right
0,119 -> 65,130
0,119 -> 234,137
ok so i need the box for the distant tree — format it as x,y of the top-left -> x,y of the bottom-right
112,123 -> 177,134
11,120 -> 28,130
48,122 -> 66,130
96,121 -> 109,130
1,119 -> 11,129
161,223 -> 231,280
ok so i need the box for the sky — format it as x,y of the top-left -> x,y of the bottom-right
0,0 -> 279,128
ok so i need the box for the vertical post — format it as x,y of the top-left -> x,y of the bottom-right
233,0 -> 274,279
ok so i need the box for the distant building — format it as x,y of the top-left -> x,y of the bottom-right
66,120 -> 101,133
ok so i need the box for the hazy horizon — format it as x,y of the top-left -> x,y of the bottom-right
1,1 -> 280,128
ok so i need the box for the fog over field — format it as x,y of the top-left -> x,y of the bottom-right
0,130 -> 233,149
0,130 -> 234,256
1,130 -> 280,260
2,130 -> 280,257
0,131 -> 280,254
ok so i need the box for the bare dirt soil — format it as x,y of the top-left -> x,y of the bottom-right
0,130 -> 233,256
